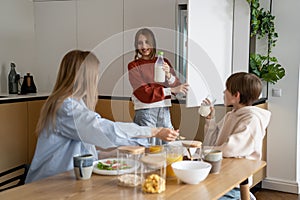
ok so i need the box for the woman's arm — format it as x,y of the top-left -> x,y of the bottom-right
57,98 -> 178,148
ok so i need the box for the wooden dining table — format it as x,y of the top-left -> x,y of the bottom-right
0,158 -> 266,200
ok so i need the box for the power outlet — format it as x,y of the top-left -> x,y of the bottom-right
272,88 -> 282,97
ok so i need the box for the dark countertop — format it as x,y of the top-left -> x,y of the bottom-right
99,95 -> 186,104
0,93 -> 266,106
0,92 -> 50,104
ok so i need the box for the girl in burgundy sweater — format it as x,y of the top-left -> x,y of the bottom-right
128,28 -> 189,146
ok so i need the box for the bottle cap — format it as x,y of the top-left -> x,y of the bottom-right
158,51 -> 164,56
10,63 -> 16,68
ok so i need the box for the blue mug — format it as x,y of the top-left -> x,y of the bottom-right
73,154 -> 94,180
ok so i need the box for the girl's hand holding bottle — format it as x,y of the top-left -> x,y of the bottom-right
162,62 -> 171,80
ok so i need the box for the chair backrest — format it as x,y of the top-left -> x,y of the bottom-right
0,164 -> 30,192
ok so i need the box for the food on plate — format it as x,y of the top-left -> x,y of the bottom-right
97,159 -> 131,170
142,174 -> 166,194
118,174 -> 142,187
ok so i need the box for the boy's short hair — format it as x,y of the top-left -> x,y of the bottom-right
226,72 -> 262,106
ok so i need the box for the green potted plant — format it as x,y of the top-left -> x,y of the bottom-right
249,53 -> 285,84
247,0 -> 285,85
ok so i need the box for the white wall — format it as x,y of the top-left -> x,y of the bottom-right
0,0 -> 35,93
261,0 -> 300,194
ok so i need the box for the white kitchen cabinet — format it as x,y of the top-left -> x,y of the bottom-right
33,0 -> 176,99
77,0 -> 124,97
33,1 -> 77,92
186,0 -> 250,107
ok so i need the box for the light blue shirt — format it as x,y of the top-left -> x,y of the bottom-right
25,97 -> 151,183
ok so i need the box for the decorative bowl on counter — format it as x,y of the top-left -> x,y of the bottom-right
171,161 -> 211,184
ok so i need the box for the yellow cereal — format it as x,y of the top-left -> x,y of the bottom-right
142,174 -> 166,194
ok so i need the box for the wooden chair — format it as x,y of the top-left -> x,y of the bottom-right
0,164 -> 30,192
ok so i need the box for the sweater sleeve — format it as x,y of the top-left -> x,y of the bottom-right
128,60 -> 180,103
58,98 -> 152,149
203,117 -> 221,146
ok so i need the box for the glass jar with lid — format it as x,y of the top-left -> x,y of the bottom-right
141,147 -> 166,194
117,146 -> 145,187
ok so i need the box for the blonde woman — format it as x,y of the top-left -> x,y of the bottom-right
26,50 -> 178,183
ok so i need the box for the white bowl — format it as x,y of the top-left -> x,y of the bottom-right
171,161 -> 212,184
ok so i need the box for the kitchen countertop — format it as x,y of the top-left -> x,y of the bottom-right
0,92 -> 50,104
0,93 -> 267,106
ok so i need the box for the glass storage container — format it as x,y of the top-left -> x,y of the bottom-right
141,147 -> 166,194
117,146 -> 145,187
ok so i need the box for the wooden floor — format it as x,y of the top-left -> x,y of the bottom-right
254,189 -> 300,200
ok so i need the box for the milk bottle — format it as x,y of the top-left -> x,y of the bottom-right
154,51 -> 165,82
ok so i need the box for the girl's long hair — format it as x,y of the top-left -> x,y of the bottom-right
134,28 -> 157,60
36,50 -> 100,135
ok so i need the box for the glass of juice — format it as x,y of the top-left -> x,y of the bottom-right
165,145 -> 183,179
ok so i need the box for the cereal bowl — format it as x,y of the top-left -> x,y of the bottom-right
171,161 -> 211,184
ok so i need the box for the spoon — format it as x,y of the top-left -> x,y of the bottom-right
176,135 -> 186,141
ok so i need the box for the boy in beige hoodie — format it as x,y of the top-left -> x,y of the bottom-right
202,72 -> 271,199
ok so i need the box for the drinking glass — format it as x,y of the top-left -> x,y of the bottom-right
198,95 -> 216,117
202,147 -> 223,174
165,145 -> 183,179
